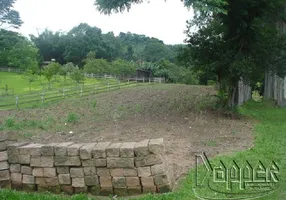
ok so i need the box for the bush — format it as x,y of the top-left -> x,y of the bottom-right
67,112 -> 80,123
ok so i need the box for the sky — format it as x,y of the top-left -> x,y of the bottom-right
13,0 -> 194,45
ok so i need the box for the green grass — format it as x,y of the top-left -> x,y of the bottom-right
0,72 -> 104,95
0,100 -> 285,199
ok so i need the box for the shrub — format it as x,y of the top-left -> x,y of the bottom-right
67,112 -> 80,123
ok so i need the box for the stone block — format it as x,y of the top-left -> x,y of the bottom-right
99,176 -> 112,187
55,156 -> 81,166
7,142 -> 29,155
41,143 -> 58,156
11,182 -> 22,190
32,168 -> 43,177
110,168 -> 124,177
36,177 -> 58,186
41,156 -> 54,167
61,185 -> 74,195
58,174 -> 71,185
30,156 -> 41,167
151,163 -> 168,175
107,157 -> 134,168
72,178 -> 85,187
18,154 -> 30,164
100,186 -> 113,196
134,140 -> 150,156
81,159 -> 94,167
157,184 -> 172,193
138,167 -> 151,177
74,187 -> 88,194
0,141 -> 7,151
142,186 -> 157,194
94,158 -> 107,167
149,138 -> 165,154
70,168 -> 84,178
154,174 -> 171,186
120,142 -> 135,157
11,173 -> 22,183
67,144 -> 84,156
123,168 -> 138,177
83,167 -> 96,176
89,185 -> 100,195
18,144 -> 42,155
106,143 -> 122,157
135,154 -> 163,167
141,177 -> 155,187
0,170 -> 10,181
57,167 -> 69,174
22,184 -> 36,192
80,143 -> 97,160
8,153 -> 18,163
84,176 -> 99,186
21,166 -> 32,175
97,168 -> 110,176
31,156 -> 54,167
10,164 -> 21,173
92,142 -> 111,158
126,177 -> 140,187
112,177 -> 126,188
0,151 -> 8,161
22,175 -> 35,184
54,142 -> 74,156
43,168 -> 57,177
0,161 -> 9,170
114,188 -> 128,196
128,186 -> 142,195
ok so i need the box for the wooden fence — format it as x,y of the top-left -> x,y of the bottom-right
0,80 -> 159,109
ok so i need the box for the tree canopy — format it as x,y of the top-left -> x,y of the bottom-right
0,0 -> 23,29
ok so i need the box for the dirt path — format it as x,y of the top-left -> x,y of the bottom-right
0,84 -> 254,181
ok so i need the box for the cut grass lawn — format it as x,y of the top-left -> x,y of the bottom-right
0,101 -> 284,199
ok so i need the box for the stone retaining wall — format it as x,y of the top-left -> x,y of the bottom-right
0,138 -> 174,196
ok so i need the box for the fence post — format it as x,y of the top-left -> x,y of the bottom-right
143,77 -> 145,83
80,86 -> 83,96
149,78 -> 151,83
118,80 -> 120,89
108,82 -> 110,91
16,96 -> 19,109
62,89 -> 65,98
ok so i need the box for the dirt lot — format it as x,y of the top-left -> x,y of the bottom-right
0,84 -> 254,181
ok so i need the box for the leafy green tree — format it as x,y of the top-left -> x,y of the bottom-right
0,0 -> 23,29
70,68 -> 84,85
84,58 -> 110,74
59,62 -> 78,84
7,40 -> 39,71
0,29 -> 24,66
111,59 -> 136,77
43,62 -> 61,88
22,69 -> 38,91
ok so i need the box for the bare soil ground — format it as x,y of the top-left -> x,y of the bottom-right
0,84 -> 254,182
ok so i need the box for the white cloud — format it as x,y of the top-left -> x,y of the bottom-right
14,0 -> 193,44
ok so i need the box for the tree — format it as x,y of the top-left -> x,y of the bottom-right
111,59 -> 136,77
7,40 -> 39,71
22,69 -> 37,91
59,62 -> 78,84
84,57 -> 110,74
70,68 -> 84,85
0,29 -> 24,66
0,0 -> 23,29
43,62 -> 61,88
